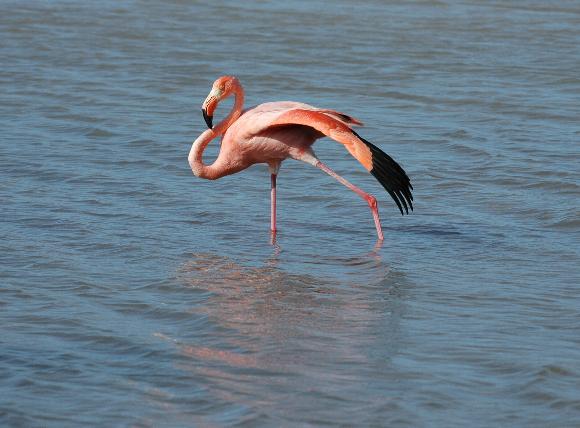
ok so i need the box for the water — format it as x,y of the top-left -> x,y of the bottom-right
1,0 -> 579,426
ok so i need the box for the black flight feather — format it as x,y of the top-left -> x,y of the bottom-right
351,130 -> 414,215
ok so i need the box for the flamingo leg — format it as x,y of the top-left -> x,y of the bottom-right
270,173 -> 277,233
268,162 -> 281,236
314,160 -> 384,241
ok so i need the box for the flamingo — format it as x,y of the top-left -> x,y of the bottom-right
188,76 -> 413,241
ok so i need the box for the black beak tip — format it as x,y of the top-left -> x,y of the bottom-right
202,108 -> 213,129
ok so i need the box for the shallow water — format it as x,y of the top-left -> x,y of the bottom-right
1,0 -> 580,426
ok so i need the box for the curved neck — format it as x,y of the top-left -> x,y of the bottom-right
214,84 -> 244,135
188,84 -> 244,180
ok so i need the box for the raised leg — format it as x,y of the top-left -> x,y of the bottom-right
314,160 -> 384,241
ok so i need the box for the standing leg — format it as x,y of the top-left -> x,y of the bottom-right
268,162 -> 281,236
270,173 -> 277,233
314,160 -> 384,241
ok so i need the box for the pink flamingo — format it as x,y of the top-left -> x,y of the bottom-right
188,76 -> 413,241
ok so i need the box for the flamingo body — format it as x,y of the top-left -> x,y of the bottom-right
223,102 -> 321,168
189,76 -> 413,241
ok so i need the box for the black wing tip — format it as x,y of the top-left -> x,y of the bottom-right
352,130 -> 414,215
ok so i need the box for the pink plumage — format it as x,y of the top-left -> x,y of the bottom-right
189,76 -> 413,241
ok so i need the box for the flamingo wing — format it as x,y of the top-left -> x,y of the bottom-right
268,109 -> 414,215
315,109 -> 364,127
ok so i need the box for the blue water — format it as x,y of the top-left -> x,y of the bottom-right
1,0 -> 580,426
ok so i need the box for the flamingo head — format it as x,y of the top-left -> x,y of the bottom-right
201,76 -> 240,129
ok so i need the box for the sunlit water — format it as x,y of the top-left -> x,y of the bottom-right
1,0 -> 579,426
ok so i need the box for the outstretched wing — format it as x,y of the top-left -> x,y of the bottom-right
269,109 -> 414,215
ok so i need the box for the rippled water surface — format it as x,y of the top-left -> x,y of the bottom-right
2,0 -> 580,426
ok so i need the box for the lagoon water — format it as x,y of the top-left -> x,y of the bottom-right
1,0 -> 580,426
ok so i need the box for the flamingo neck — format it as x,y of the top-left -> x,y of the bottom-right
188,84 -> 245,180
214,84 -> 244,135
188,129 -> 216,179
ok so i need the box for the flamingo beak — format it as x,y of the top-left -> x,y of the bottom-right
201,88 -> 221,130
202,108 -> 213,129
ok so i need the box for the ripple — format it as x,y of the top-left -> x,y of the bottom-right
2,0 -> 580,426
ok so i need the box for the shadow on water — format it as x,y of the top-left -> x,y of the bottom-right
153,246 -> 413,423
